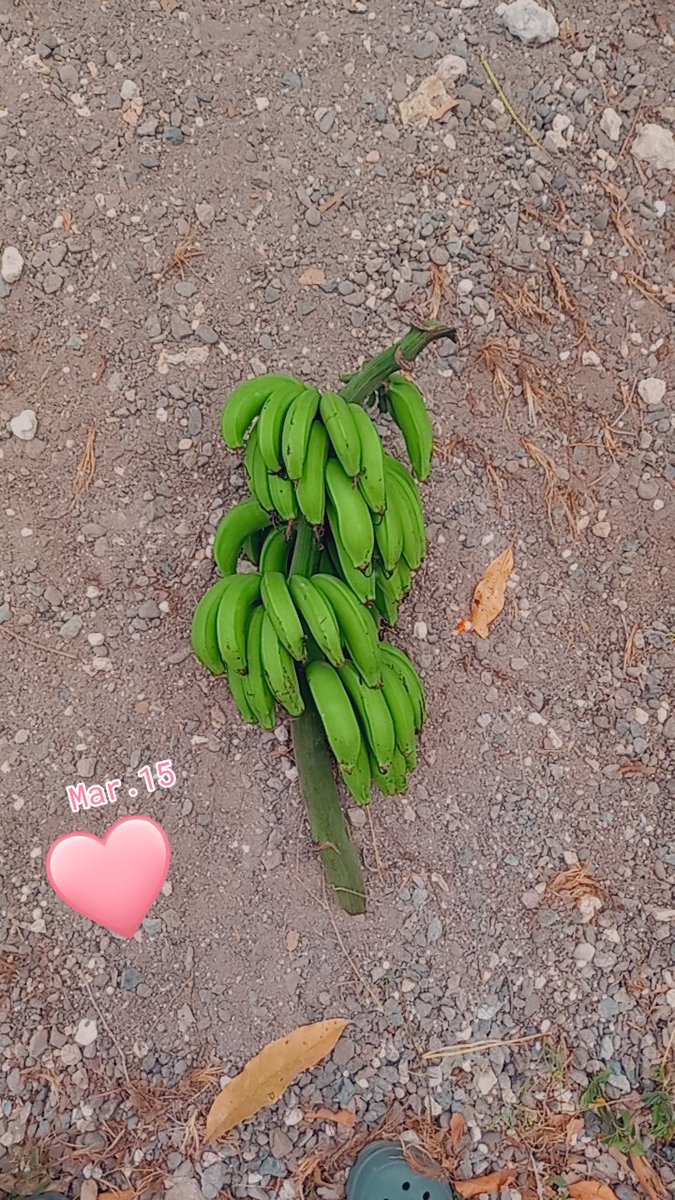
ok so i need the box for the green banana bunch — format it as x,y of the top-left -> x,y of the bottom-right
193,351 -> 439,804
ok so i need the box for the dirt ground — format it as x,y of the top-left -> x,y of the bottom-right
1,0 -> 674,1196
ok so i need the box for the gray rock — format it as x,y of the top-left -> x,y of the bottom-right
1,246 -> 25,284
59,615 -> 82,640
9,409 -> 38,440
165,1181 -> 204,1200
633,124 -> 675,172
637,378 -> 666,408
137,599 -> 160,620
600,108 -> 622,142
195,202 -> 215,227
501,0 -> 559,44
171,313 -> 192,340
43,273 -> 63,294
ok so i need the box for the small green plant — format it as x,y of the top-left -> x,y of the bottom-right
643,1066 -> 675,1143
542,1037 -> 569,1086
580,1064 -> 675,1155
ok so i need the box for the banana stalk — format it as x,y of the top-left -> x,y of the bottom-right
293,320 -> 456,914
292,699 -> 366,916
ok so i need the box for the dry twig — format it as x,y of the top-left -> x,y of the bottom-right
481,58 -> 548,155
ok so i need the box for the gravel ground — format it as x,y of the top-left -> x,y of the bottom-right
1,1 -> 674,1197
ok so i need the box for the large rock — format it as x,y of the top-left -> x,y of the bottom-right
1,246 -> 24,284
500,0 -> 559,45
9,409 -> 38,440
632,123 -> 675,172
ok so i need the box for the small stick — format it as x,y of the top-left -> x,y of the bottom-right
0,627 -> 79,661
84,980 -> 131,1084
481,58 -> 549,156
423,1030 -> 547,1060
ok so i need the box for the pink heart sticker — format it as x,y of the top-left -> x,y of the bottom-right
46,815 -> 171,939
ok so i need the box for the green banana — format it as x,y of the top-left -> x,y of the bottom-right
384,456 -> 426,571
326,521 -> 376,604
242,530 -> 265,565
386,372 -> 434,481
190,577 -> 231,675
267,470 -> 298,521
374,570 -> 400,626
339,734 -> 372,806
215,572 -> 261,673
305,660 -> 361,772
227,664 -> 257,724
220,373 -> 303,450
288,574 -> 345,667
311,573 -> 381,687
213,499 -> 270,576
396,556 -> 412,595
260,611 -> 304,717
339,661 -> 396,773
373,497 -> 403,575
259,527 -> 290,574
319,391 -> 361,477
370,747 -> 408,796
296,421 -> 328,526
349,403 -> 386,516
289,516 -> 320,577
282,386 -> 321,480
325,458 -> 374,571
260,571 -> 306,662
380,641 -> 426,733
244,424 -> 275,513
244,606 -> 277,729
257,383 -> 304,472
380,660 -> 417,768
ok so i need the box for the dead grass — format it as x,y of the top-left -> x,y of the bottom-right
480,338 -> 518,420
522,437 -> 581,536
521,197 -> 578,235
433,435 -> 506,499
72,427 -> 97,504
495,279 -> 554,326
594,175 -> 644,258
428,262 -> 451,320
622,270 -> 667,309
157,230 -> 203,281
547,864 -> 604,905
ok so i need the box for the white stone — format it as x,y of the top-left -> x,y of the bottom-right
435,54 -> 468,83
120,78 -> 138,100
500,0 -> 559,45
638,377 -> 666,408
600,107 -> 622,142
633,123 -> 675,172
75,1017 -> 98,1047
477,1067 -> 498,1095
195,201 -> 215,227
9,409 -> 38,441
1,245 -> 24,284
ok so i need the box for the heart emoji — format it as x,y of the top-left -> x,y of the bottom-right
46,815 -> 171,938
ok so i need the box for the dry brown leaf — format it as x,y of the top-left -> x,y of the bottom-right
455,1169 -> 515,1197
566,1115 -> 585,1146
98,1190 -> 136,1200
160,0 -> 181,11
299,266 -> 326,287
455,545 -> 514,639
450,1111 -> 467,1149
304,1107 -> 356,1129
205,1018 -> 348,1141
568,1182 -> 620,1200
400,76 -> 456,129
629,1153 -> 668,1200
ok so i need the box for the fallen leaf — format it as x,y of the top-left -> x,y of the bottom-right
98,1191 -> 135,1200
299,266 -> 326,287
629,1152 -> 668,1200
568,1183 -> 620,1200
450,1111 -> 467,1149
305,1107 -> 356,1129
160,0 -> 181,11
400,75 -> 457,129
455,545 -> 514,639
205,1018 -> 348,1141
455,1169 -> 515,1197
566,1115 -> 585,1146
